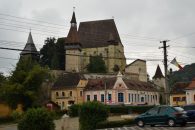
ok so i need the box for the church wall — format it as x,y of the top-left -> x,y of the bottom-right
66,49 -> 81,72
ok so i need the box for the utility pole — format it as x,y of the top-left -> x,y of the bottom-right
159,40 -> 170,105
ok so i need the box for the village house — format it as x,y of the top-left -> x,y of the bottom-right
170,82 -> 190,106
51,72 -> 87,109
186,78 -> 195,105
84,72 -> 160,105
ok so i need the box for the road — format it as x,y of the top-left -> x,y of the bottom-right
1,123 -> 195,130
97,124 -> 195,130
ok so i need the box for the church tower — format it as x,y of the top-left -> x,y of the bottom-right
152,65 -> 166,90
20,31 -> 39,61
64,10 -> 81,72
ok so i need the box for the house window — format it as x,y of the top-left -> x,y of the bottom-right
151,95 -> 153,102
118,93 -> 124,102
87,95 -> 90,101
70,91 -> 72,97
62,92 -> 65,97
182,97 -> 186,101
101,94 -> 104,102
56,102 -> 58,104
56,92 -> 59,97
138,94 -> 140,102
80,91 -> 83,97
132,94 -> 134,102
62,101 -> 64,107
128,94 -> 131,102
108,94 -> 112,101
141,97 -> 144,102
135,94 -> 137,102
173,97 -> 180,101
94,95 -> 97,101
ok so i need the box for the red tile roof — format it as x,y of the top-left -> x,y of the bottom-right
171,82 -> 190,94
186,78 -> 195,90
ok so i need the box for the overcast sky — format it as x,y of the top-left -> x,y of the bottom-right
0,0 -> 195,78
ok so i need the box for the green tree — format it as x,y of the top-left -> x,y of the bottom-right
18,108 -> 55,130
0,57 -> 49,110
0,72 -> 6,87
87,55 -> 107,73
40,37 -> 65,70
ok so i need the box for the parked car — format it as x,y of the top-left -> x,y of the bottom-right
134,105 -> 187,127
183,104 -> 195,122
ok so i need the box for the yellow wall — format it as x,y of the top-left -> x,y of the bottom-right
170,94 -> 186,106
0,103 -> 12,117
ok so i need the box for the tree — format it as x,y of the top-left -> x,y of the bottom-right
0,72 -> 6,87
40,37 -> 65,70
0,57 -> 50,110
87,55 -> 107,73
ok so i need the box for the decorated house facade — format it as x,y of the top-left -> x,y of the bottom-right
84,72 -> 160,105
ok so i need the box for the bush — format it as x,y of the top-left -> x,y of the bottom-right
68,104 -> 80,117
96,119 -> 134,129
79,101 -> 109,130
109,105 -> 154,114
18,108 -> 55,130
11,111 -> 24,123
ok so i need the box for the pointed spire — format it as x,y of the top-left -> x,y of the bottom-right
20,32 -> 38,56
70,7 -> 77,24
27,31 -> 34,44
153,65 -> 164,79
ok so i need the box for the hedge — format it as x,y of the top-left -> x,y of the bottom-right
79,101 -> 109,130
68,104 -> 80,117
96,119 -> 134,129
109,105 -> 154,114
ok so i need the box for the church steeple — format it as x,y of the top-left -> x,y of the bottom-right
20,31 -> 39,60
70,7 -> 77,27
153,65 -> 164,79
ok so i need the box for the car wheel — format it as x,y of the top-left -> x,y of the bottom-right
137,120 -> 145,127
180,121 -> 186,127
167,119 -> 175,127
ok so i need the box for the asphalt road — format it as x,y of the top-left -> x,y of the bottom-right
1,123 -> 195,130
97,124 -> 195,130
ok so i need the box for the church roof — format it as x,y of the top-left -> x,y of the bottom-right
153,65 -> 164,79
70,11 -> 77,24
20,32 -> 39,55
78,19 -> 122,48
65,12 -> 80,44
125,59 -> 146,68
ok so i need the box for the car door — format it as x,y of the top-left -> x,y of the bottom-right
157,106 -> 169,123
144,107 -> 159,124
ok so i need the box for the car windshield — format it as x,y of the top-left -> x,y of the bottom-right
174,107 -> 184,112
183,105 -> 195,111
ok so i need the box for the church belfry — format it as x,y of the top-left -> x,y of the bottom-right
64,10 -> 81,72
20,31 -> 39,61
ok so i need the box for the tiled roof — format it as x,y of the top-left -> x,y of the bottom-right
170,82 -> 190,94
65,26 -> 80,44
123,79 -> 158,91
186,78 -> 195,90
20,32 -> 39,55
78,19 -> 122,48
52,73 -> 84,90
84,77 -> 158,92
84,78 -> 116,91
153,65 -> 164,79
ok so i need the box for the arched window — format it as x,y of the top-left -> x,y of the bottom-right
56,92 -> 59,97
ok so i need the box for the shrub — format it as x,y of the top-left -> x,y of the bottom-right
68,104 -> 80,117
96,119 -> 134,129
79,101 -> 109,130
18,108 -> 55,130
109,105 -> 154,114
11,111 -> 24,123
0,116 -> 14,125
